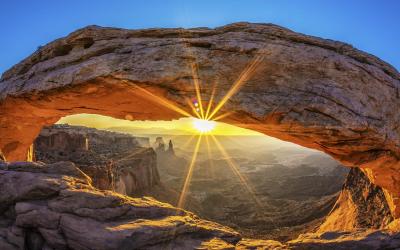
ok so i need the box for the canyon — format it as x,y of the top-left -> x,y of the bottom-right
0,160 -> 241,250
36,124 -> 350,241
0,126 -> 399,249
155,135 -> 347,241
0,22 -> 399,248
34,124 -> 158,195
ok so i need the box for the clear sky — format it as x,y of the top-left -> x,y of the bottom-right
0,0 -> 399,76
2,1 -> 399,135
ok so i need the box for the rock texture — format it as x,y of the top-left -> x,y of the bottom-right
319,168 -> 393,232
35,128 -> 88,152
0,22 -> 399,218
0,161 -> 240,250
157,143 -> 348,241
34,125 -> 159,196
0,150 -> 6,162
287,230 -> 400,250
1,160 -> 400,249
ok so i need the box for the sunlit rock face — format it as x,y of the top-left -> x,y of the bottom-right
2,160 -> 399,249
35,128 -> 88,152
34,125 -> 160,195
0,150 -> 6,162
0,22 -> 399,218
319,168 -> 393,232
0,161 -> 240,249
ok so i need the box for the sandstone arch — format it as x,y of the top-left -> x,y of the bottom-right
1,22 -> 399,217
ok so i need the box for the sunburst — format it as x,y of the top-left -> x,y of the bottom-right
174,49 -> 265,209
177,134 -> 203,208
127,39 -> 265,210
192,118 -> 216,133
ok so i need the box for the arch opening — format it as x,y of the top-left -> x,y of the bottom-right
32,113 -> 358,240
1,23 -> 400,241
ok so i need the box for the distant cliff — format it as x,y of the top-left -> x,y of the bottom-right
34,124 -> 159,196
153,137 -> 189,178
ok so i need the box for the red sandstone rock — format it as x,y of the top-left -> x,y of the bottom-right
319,168 -> 393,232
34,125 -> 160,196
2,160 -> 399,249
0,161 -> 240,249
0,22 -> 399,222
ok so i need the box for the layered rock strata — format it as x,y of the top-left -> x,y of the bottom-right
34,125 -> 159,196
0,161 -> 240,250
1,160 -> 400,249
319,168 -> 394,232
0,22 -> 399,220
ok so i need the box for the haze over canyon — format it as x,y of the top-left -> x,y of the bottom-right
0,22 -> 399,250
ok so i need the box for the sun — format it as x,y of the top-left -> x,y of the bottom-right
192,118 -> 216,133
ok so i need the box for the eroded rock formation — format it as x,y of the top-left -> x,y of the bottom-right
34,125 -> 159,196
0,22 -> 399,222
0,161 -> 240,249
1,160 -> 400,249
0,150 -> 6,162
35,128 -> 88,152
319,168 -> 393,232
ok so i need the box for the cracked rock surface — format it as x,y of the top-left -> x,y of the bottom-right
0,22 -> 399,217
0,159 -> 400,249
0,161 -> 240,250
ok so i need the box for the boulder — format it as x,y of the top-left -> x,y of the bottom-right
0,161 -> 240,249
319,168 -> 393,232
0,22 -> 399,218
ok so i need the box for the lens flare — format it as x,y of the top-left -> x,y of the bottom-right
192,118 -> 216,133
178,135 -> 203,208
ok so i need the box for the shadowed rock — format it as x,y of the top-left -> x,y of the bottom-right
319,168 -> 393,232
0,22 -> 399,219
0,161 -> 240,249
34,124 -> 160,196
1,160 -> 400,249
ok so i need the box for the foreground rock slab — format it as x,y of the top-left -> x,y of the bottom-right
288,230 -> 400,250
0,161 -> 240,249
1,160 -> 400,249
319,167 -> 393,233
0,22 -> 399,220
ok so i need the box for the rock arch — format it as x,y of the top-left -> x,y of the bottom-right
1,22 -> 399,216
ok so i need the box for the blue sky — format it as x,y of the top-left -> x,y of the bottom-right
0,0 -> 399,75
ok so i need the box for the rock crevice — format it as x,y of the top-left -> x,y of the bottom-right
0,161 -> 240,250
0,22 -> 399,218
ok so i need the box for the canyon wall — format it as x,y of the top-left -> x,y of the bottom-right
319,167 -> 394,232
113,147 -> 159,196
1,159 -> 400,249
0,161 -> 241,250
34,125 -> 159,196
35,131 -> 88,152
0,22 -> 399,220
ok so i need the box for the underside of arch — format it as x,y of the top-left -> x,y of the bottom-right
1,22 -> 399,216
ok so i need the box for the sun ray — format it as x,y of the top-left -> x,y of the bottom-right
205,135 -> 215,179
177,134 -> 203,208
204,83 -> 217,120
185,97 -> 202,119
192,118 -> 216,133
177,33 -> 206,120
180,134 -> 196,150
131,83 -> 192,117
190,63 -> 206,119
210,134 -> 265,212
212,111 -> 233,121
208,52 -> 265,120
114,147 -> 150,163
